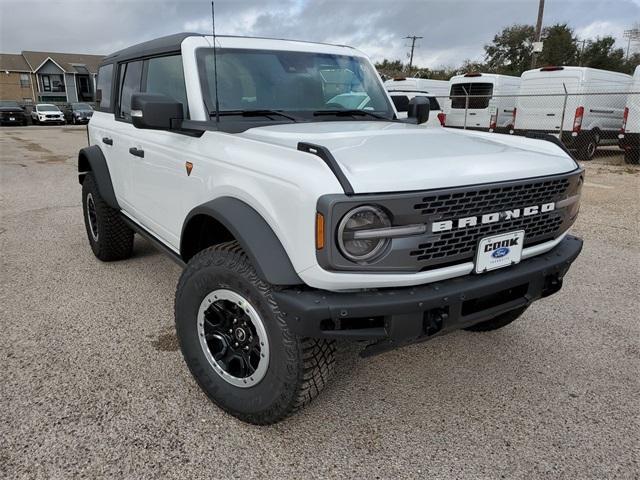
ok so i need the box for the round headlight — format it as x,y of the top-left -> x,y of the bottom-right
337,205 -> 391,262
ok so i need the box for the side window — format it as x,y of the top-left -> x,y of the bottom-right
117,61 -> 143,120
96,64 -> 114,111
144,55 -> 189,117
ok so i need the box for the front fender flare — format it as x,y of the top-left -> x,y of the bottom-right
78,145 -> 119,209
182,197 -> 303,286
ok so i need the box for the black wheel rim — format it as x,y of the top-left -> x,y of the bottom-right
197,289 -> 269,387
86,193 -> 98,241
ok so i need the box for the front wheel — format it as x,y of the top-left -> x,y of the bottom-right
175,242 -> 335,425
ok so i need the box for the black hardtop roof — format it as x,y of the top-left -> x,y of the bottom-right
100,32 -> 353,66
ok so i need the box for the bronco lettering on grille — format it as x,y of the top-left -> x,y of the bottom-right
431,202 -> 556,233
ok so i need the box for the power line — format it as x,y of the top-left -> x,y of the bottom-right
404,35 -> 423,71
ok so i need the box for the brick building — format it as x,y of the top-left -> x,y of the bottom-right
0,51 -> 104,105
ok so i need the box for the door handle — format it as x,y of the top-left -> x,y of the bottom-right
102,137 -> 113,145
129,147 -> 144,158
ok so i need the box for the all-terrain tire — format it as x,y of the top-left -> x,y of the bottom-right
463,305 -> 529,332
175,241 -> 336,425
624,149 -> 640,165
81,172 -> 133,261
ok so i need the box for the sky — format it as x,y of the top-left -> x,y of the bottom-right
1,0 -> 638,68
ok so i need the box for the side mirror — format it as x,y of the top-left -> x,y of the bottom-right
130,93 -> 183,130
408,96 -> 430,124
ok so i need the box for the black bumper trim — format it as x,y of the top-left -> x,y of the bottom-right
273,235 -> 583,356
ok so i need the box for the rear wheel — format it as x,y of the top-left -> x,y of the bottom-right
81,173 -> 133,261
624,149 -> 640,165
464,305 -> 529,332
575,131 -> 599,161
175,242 -> 335,425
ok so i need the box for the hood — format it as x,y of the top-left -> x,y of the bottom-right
239,121 -> 578,194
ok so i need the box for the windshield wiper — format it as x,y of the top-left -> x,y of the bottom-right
212,109 -> 299,122
312,109 -> 390,120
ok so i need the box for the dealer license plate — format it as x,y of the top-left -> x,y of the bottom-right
475,230 -> 525,274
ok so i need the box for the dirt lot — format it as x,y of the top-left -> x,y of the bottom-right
1,126 -> 639,479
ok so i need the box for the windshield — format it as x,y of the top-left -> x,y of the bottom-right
197,48 -> 393,119
38,105 -> 60,112
0,101 -> 20,108
73,103 -> 93,110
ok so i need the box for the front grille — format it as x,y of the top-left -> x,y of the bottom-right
410,176 -> 575,270
414,179 -> 570,217
317,170 -> 582,273
412,212 -> 563,265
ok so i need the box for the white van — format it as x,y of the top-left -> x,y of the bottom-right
384,77 -> 449,127
513,66 -> 632,160
619,65 -> 640,164
445,73 -> 520,132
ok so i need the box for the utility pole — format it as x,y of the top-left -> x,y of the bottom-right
404,35 -> 423,71
578,39 -> 586,66
531,0 -> 545,69
623,26 -> 640,60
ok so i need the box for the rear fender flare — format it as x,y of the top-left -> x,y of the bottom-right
78,145 -> 119,209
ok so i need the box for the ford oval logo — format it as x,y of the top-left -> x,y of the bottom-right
492,247 -> 510,258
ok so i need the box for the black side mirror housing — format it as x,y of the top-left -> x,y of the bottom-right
408,96 -> 430,124
131,93 -> 184,130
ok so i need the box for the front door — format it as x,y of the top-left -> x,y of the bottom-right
114,54 -> 193,249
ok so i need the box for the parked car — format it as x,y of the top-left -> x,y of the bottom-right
619,65 -> 640,164
64,102 -> 94,124
79,33 -> 583,424
0,101 -> 28,126
31,104 -> 65,125
513,66 -> 632,160
446,73 -> 521,132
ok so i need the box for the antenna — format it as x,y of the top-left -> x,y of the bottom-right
211,1 -> 220,123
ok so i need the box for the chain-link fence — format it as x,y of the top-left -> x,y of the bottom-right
396,89 -> 639,164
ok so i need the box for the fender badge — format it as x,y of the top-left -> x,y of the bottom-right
185,161 -> 193,176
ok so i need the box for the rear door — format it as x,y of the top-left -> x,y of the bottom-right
89,63 -> 130,203
446,81 -> 494,128
515,74 -> 580,132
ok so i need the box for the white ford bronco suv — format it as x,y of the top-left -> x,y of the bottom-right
79,33 -> 583,424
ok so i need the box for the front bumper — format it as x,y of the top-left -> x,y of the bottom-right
274,235 -> 582,357
39,117 -> 65,123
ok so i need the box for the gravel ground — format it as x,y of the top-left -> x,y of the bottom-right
1,126 -> 639,479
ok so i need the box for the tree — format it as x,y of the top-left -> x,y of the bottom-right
374,59 -> 405,78
581,36 -> 625,71
623,52 -> 640,75
484,24 -> 535,76
540,23 -> 578,66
